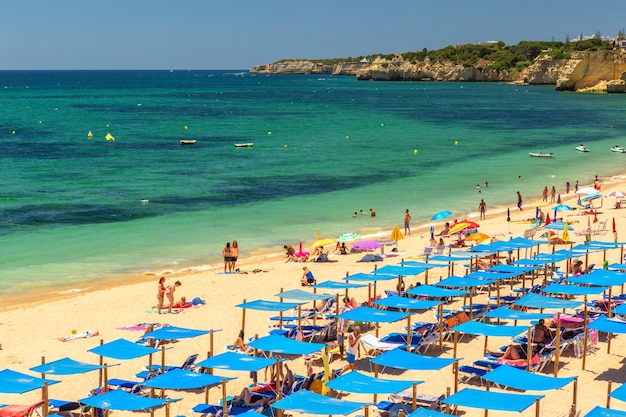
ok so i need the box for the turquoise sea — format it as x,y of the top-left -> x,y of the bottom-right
1,70 -> 626,298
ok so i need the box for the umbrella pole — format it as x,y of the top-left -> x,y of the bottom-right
554,312 -> 561,377
607,381 -> 612,409
438,303 -> 444,351
161,346 -> 166,373
485,379 -> 490,417
608,287 -> 613,318
368,283 -> 372,308
535,398 -> 540,417
527,326 -> 532,372
453,331 -> 458,359
242,299 -> 247,334
454,361 -> 459,393
406,313 -> 412,352
483,335 -> 488,357
374,363 -> 379,403
98,339 -> 104,387
222,379 -> 228,417
582,296 -> 588,370
573,378 -> 578,414
43,382 -> 49,417
412,382 -> 417,411
208,330 -> 214,374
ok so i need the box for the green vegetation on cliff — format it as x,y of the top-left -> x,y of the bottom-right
279,37 -> 614,71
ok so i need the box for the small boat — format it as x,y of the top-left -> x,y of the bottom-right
611,145 -> 626,153
576,144 -> 590,152
234,143 -> 254,148
180,140 -> 197,145
529,152 -> 554,158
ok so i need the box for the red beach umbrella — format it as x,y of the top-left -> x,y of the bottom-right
545,213 -> 551,226
613,217 -> 617,234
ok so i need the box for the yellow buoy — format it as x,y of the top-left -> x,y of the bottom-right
413,149 -> 418,154
268,131 -> 272,135
454,140 -> 459,145
345,135 -> 349,139
38,120 -> 42,124
284,144 -> 288,148
184,125 -> 188,130
105,133 -> 115,141
87,131 -> 93,138
12,131 -> 16,135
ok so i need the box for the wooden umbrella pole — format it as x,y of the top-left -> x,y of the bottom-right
572,378 -> 578,415
526,326 -> 532,372
554,312 -> 562,377
582,295 -> 588,370
222,379 -> 228,417
242,299 -> 247,333
438,303 -> 443,351
406,312 -> 412,352
453,331 -> 458,359
607,381 -> 612,408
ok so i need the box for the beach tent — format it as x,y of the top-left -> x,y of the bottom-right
482,365 -> 576,409
585,406 -> 626,417
442,387 -> 543,415
312,280 -> 366,290
406,284 -> 466,298
373,296 -> 439,311
236,299 -> 301,333
196,351 -> 275,372
326,370 -> 421,395
371,348 -> 460,398
30,357 -> 102,375
336,306 -> 408,324
513,293 -> 582,310
142,325 -> 210,340
275,289 -> 333,302
451,321 -> 529,366
484,307 -> 552,322
79,389 -> 168,412
371,265 -> 425,277
0,369 -> 61,417
88,338 -> 159,360
271,389 -> 368,416
346,272 -> 397,281
400,261 -> 449,270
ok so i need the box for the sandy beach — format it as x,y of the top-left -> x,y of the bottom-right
2,175 -> 626,417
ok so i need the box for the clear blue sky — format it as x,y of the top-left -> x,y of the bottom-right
2,0 -> 625,70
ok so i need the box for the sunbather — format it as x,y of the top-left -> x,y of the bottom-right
232,329 -> 248,352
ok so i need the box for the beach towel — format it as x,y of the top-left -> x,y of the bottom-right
117,323 -> 166,331
58,329 -> 99,342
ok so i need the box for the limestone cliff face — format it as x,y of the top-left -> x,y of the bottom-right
554,51 -> 626,91
250,51 -> 626,92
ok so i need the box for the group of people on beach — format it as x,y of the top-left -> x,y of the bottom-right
155,276 -> 183,314
222,240 -> 239,273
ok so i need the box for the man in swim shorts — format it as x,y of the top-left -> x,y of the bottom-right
404,209 -> 411,235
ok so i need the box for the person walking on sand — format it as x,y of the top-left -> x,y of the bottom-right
479,199 -> 486,220
404,209 -> 411,235
517,191 -> 523,211
340,325 -> 361,375
166,281 -> 181,313
157,276 -> 166,314
222,242 -> 232,273
230,240 -> 239,272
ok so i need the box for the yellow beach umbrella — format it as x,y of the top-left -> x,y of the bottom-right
389,224 -> 404,242
310,238 -> 336,249
562,222 -> 569,242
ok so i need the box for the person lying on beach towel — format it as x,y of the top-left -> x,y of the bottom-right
58,329 -> 99,342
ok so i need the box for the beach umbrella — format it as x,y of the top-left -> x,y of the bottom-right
576,187 -> 597,194
310,238 -> 335,249
390,224 -> 404,242
614,218 -> 618,242
582,192 -> 601,202
545,213 -> 551,226
466,232 -> 490,241
553,204 -> 573,221
593,212 -> 598,223
562,222 -> 570,242
506,208 -> 510,222
352,240 -> 381,250
337,232 -> 359,243
557,193 -> 561,204
431,210 -> 452,221
606,190 -> 626,198
448,221 -> 479,235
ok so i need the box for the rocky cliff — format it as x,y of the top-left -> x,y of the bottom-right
250,51 -> 626,92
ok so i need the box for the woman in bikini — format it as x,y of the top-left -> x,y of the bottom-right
230,240 -> 239,272
222,242 -> 232,273
165,281 -> 181,313
157,277 -> 166,314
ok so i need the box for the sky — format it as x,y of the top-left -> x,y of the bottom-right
1,0 -> 625,70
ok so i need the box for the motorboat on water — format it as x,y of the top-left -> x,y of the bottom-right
234,143 -> 254,147
529,152 -> 554,158
576,144 -> 590,152
180,139 -> 197,145
611,145 -> 626,153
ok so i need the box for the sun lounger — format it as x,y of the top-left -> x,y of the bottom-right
360,334 -> 403,356
136,353 -> 199,379
388,390 -> 446,411
48,399 -> 82,416
0,400 -> 45,417
190,403 -> 257,417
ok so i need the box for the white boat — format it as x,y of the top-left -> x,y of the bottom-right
611,145 -> 626,153
576,144 -> 590,152
180,140 -> 197,145
234,143 -> 254,148
529,152 -> 554,158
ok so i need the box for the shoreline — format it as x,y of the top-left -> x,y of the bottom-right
2,170 -> 626,415
3,171 -> 624,311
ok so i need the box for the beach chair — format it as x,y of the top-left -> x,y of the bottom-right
388,390 -> 446,411
359,334 -> 403,356
0,400 -> 45,417
523,228 -> 537,239
418,247 -> 433,259
137,353 -> 199,379
48,399 -> 82,416
596,219 -> 608,233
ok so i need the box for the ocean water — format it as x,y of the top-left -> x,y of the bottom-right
1,70 -> 626,298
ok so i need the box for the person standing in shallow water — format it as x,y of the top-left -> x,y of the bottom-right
404,209 -> 411,235
479,199 -> 486,220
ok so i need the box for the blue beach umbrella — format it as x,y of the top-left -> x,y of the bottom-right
432,210 -> 452,221
553,204 -> 573,221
